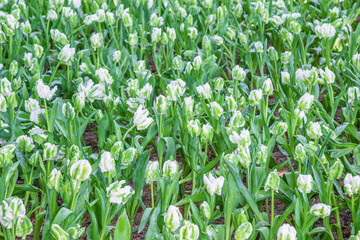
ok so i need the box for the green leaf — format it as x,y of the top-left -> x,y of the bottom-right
114,210 -> 131,240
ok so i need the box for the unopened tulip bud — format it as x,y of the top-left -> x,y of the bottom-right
43,143 -> 58,160
234,222 -> 253,240
163,160 -> 178,178
145,161 -> 159,183
172,55 -> 183,71
16,135 -> 34,152
310,203 -> 331,218
9,60 -> 18,76
196,83 -> 212,99
180,220 -> 199,240
201,123 -> 214,142
164,205 -> 182,231
188,119 -> 201,137
232,65 -> 246,81
99,151 -> 115,173
315,23 -> 336,39
344,173 -> 360,196
210,102 -> 223,119
70,159 -> 92,181
62,102 -> 75,120
214,77 -> 224,91
265,170 -> 280,192
271,122 -> 287,136
249,89 -> 263,106
200,201 -> 211,219
203,173 -> 224,196
47,168 -> 62,192
262,78 -> 273,95
329,160 -> 343,180
277,224 -> 297,240
268,47 -> 279,61
29,151 -> 42,166
297,174 -> 313,194
256,144 -> 268,165
16,216 -> 33,238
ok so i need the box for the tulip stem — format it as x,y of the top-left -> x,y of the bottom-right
123,125 -> 135,142
151,181 -> 155,209
70,181 -> 79,211
49,61 -> 61,85
247,167 -> 251,192
271,190 -> 274,228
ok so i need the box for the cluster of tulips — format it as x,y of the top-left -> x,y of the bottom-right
0,0 -> 360,239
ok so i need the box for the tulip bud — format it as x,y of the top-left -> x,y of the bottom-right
122,12 -> 132,27
249,89 -> 263,106
47,168 -> 62,192
192,56 -> 202,70
67,224 -> 85,239
16,216 -> 33,238
344,173 -> 360,196
265,170 -> 280,192
200,201 -> 211,219
281,51 -> 292,65
110,141 -> 124,160
315,23 -> 336,39
51,224 -> 69,239
262,78 -> 273,95
210,102 -> 223,119
196,83 -> 212,99
280,28 -> 293,45
310,203 -> 331,218
112,50 -> 121,63
268,47 -> 279,61
289,21 -> 301,34
133,105 -> 153,130
347,86 -> 360,104
29,151 -> 42,166
237,145 -> 251,168
16,135 -> 34,152
188,119 -> 201,137
271,122 -> 287,136
34,44 -> 44,58
232,65 -> 246,81
277,224 -> 297,240
294,143 -> 306,163
128,33 -> 138,46
70,159 -> 92,181
203,173 -> 225,196
225,95 -> 238,112
0,94 -> 6,112
0,78 -> 11,97
319,67 -> 335,85
151,27 -> 162,43
184,97 -> 194,116
352,54 -> 360,69
62,102 -> 75,120
99,151 -> 115,173
256,144 -> 268,165
145,161 -> 159,183
58,44 -> 75,66
162,159 -> 178,178
172,55 -> 183,71
106,180 -> 134,204
164,205 -> 182,231
9,60 -> 18,76
201,123 -> 214,142
213,35 -> 224,45
234,222 -> 253,240
329,160 -> 343,179
214,77 -> 224,91
179,220 -> 199,240
202,35 -> 212,55
307,122 -> 322,139
43,143 -> 58,161
298,92 -> 314,112
297,174 -> 313,194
